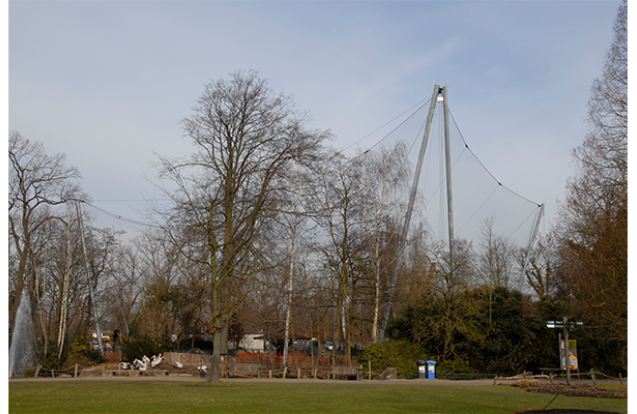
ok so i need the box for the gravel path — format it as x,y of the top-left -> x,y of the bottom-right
9,375 -> 625,389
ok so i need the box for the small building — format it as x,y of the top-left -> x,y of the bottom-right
232,332 -> 265,352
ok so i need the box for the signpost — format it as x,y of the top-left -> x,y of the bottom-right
546,317 -> 584,385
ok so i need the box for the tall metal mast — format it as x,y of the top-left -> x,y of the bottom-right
378,84 -> 442,342
442,86 -> 456,287
519,203 -> 545,290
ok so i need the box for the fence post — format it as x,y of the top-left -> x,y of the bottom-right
368,361 -> 372,380
549,372 -> 553,384
75,364 -> 78,378
590,368 -> 596,386
619,372 -> 623,385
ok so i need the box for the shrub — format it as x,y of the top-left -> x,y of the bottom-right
359,340 -> 430,376
437,358 -> 474,374
39,349 -> 63,371
64,340 -> 106,368
120,335 -> 164,362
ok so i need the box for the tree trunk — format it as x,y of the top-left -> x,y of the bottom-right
371,266 -> 381,344
57,217 -> 72,359
210,326 -> 221,382
209,280 -> 219,382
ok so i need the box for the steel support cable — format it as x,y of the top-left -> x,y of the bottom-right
337,98 -> 432,224
339,97 -> 432,156
526,205 -> 544,248
334,97 -> 431,195
448,109 -> 541,207
91,199 -> 166,203
420,99 -> 468,211
311,97 -> 432,208
505,206 -> 540,241
387,108 -> 432,211
406,111 -> 430,158
423,145 -> 467,210
455,182 -> 501,236
445,108 -> 541,245
82,201 -> 161,228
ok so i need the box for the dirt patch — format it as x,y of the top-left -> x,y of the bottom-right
514,410 -> 623,414
513,381 -> 627,399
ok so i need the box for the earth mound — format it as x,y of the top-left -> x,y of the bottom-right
513,381 -> 627,399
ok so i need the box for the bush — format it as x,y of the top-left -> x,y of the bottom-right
359,340 -> 431,376
39,349 -> 63,371
64,340 -> 106,368
120,335 -> 164,362
437,358 -> 474,374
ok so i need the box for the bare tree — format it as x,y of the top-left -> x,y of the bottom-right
478,216 -> 517,289
102,244 -> 146,340
553,0 -> 626,356
522,237 -> 560,300
8,132 -> 83,335
425,237 -> 476,359
478,216 -> 518,332
131,231 -> 184,342
309,153 -> 356,363
156,71 -> 326,382
351,143 -> 409,343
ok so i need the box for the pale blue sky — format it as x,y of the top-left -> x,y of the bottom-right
9,0 -> 623,244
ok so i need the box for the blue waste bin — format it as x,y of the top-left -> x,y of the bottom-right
426,360 -> 436,379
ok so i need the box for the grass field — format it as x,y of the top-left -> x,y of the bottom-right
8,380 -> 628,414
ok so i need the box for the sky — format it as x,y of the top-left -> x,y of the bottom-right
8,0 -> 624,247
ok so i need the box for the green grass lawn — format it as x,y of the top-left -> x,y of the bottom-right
9,380 -> 628,414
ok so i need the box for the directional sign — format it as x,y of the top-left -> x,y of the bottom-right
547,320 -> 584,329
546,318 -> 584,386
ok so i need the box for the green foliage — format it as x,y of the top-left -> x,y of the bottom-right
388,283 -> 626,376
39,348 -> 63,371
573,326 -> 627,376
22,367 -> 36,378
64,339 -> 106,368
359,339 -> 430,375
121,334 -> 165,361
33,338 -> 106,371
437,358 -> 473,374
388,286 -> 566,375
